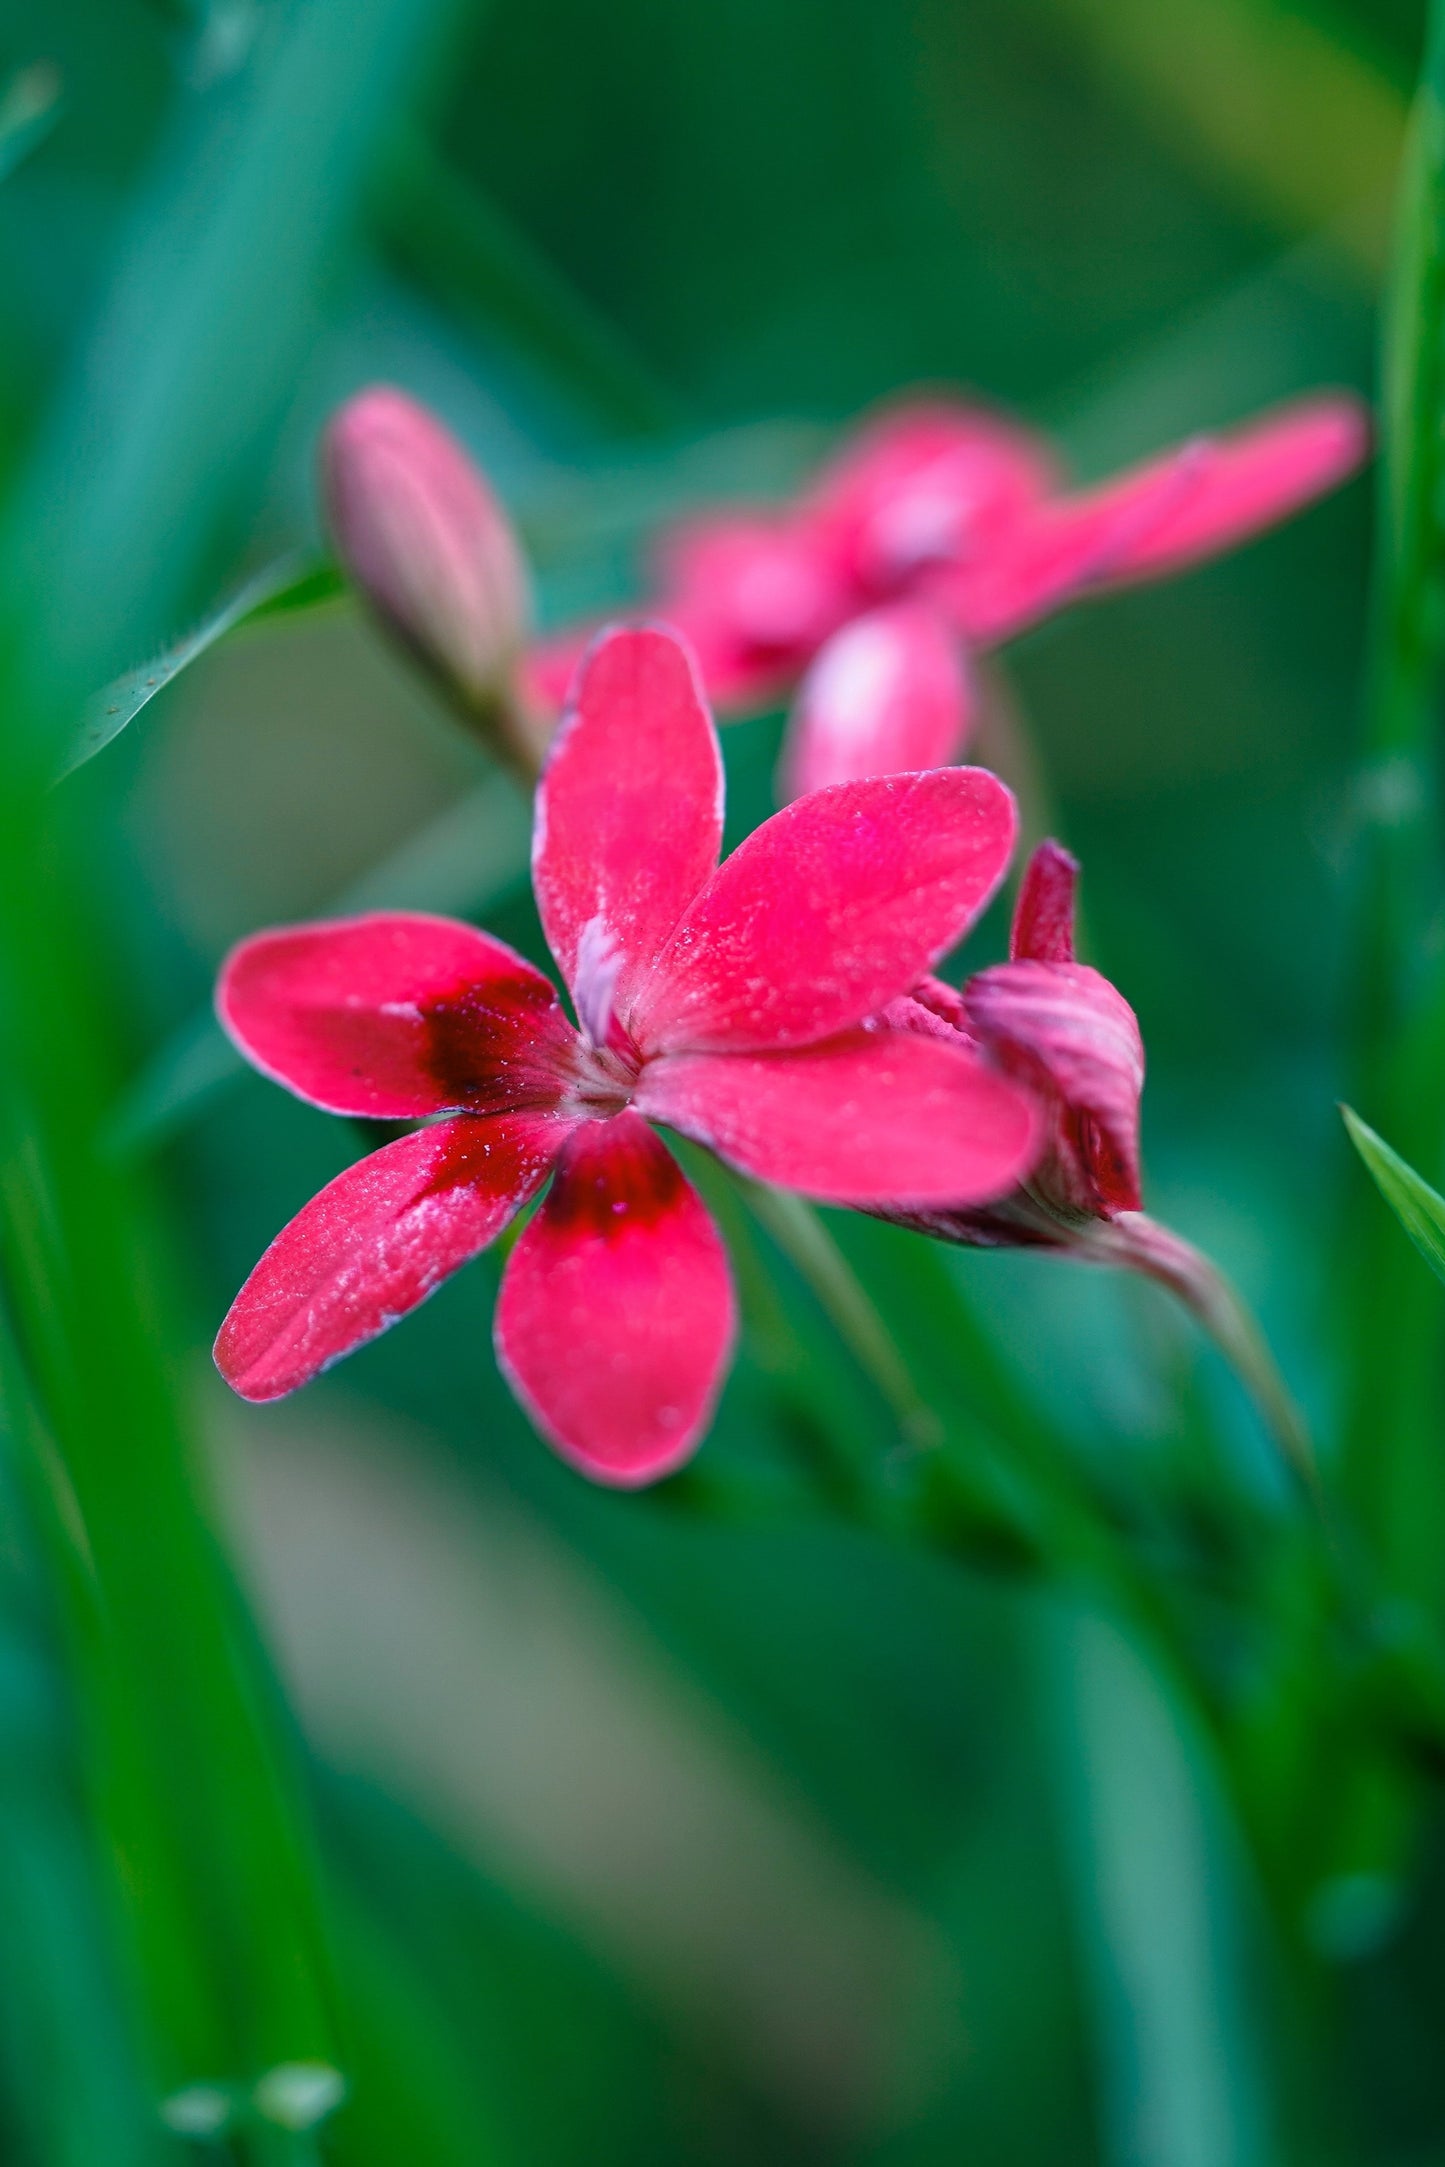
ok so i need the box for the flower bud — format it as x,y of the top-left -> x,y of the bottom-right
321,386 -> 540,769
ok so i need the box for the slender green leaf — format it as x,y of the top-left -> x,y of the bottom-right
1344,1105 -> 1445,1286
59,558 -> 342,784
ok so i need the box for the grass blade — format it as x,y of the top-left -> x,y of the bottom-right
59,558 -> 341,784
1343,1104 -> 1445,1286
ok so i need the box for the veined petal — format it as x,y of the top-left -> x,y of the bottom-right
631,767 -> 1017,1055
780,604 -> 973,800
965,959 -> 1144,1213
636,1030 -> 1041,1207
494,1112 -> 735,1486
218,913 -> 578,1118
215,1113 -> 569,1401
533,626 -> 724,1031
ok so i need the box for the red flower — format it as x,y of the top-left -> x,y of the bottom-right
522,389 -> 1367,788
214,627 -> 1041,1485
887,839 -> 1145,1250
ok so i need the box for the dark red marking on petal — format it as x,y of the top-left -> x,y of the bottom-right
218,912 -> 581,1119
493,1111 -> 736,1486
215,1111 -> 571,1401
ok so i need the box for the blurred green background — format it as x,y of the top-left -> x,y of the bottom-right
0,0 -> 1432,2161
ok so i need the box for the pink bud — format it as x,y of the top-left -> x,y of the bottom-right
321,386 -> 535,762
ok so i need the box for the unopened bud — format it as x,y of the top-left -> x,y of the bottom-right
321,386 -> 540,770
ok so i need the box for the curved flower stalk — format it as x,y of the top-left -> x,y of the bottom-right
888,839 -> 1316,1488
322,385 -> 545,775
523,389 -> 1368,792
213,625 -> 1041,1485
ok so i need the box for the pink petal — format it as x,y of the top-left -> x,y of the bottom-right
215,1113 -> 569,1401
217,913 -> 579,1118
934,449 -> 1209,641
533,626 -> 724,1036
951,394 -> 1368,641
637,1030 -> 1041,1206
494,1112 -> 735,1485
965,960 -> 1144,1214
780,604 -> 974,800
654,514 -> 852,665
1010,840 -> 1078,963
804,398 -> 1058,594
1085,394 -> 1369,586
630,767 -> 1017,1055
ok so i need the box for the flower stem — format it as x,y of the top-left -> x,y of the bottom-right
740,1184 -> 942,1451
1086,1212 -> 1321,1507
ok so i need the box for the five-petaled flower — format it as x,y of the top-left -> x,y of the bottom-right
522,389 -> 1367,794
214,626 -> 1042,1485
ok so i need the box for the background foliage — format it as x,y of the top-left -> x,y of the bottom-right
0,0 -> 1435,2161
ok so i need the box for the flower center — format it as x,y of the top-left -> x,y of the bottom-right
564,1039 -> 638,1119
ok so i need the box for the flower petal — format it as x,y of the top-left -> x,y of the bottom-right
533,626 -> 724,1029
630,767 -> 1017,1055
494,1112 -> 735,1486
951,394 -> 1368,641
1010,839 -> 1078,963
1083,394 -> 1368,586
780,604 -> 974,800
965,960 -> 1144,1213
655,514 -> 851,664
804,398 -> 1058,593
218,912 -> 578,1118
637,1030 -> 1041,1206
215,1113 -> 569,1401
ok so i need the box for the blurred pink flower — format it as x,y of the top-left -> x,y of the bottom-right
523,389 -> 1368,788
214,626 -> 1039,1485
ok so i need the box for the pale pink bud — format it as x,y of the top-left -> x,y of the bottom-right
322,386 -> 536,764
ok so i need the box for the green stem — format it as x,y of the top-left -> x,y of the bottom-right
739,1185 -> 942,1451
1082,1213 -> 1320,1508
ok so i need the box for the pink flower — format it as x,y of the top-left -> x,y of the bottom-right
888,841 -> 1315,1482
522,389 -> 1368,788
322,385 -> 541,770
887,839 -> 1145,1250
214,626 -> 1041,1485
